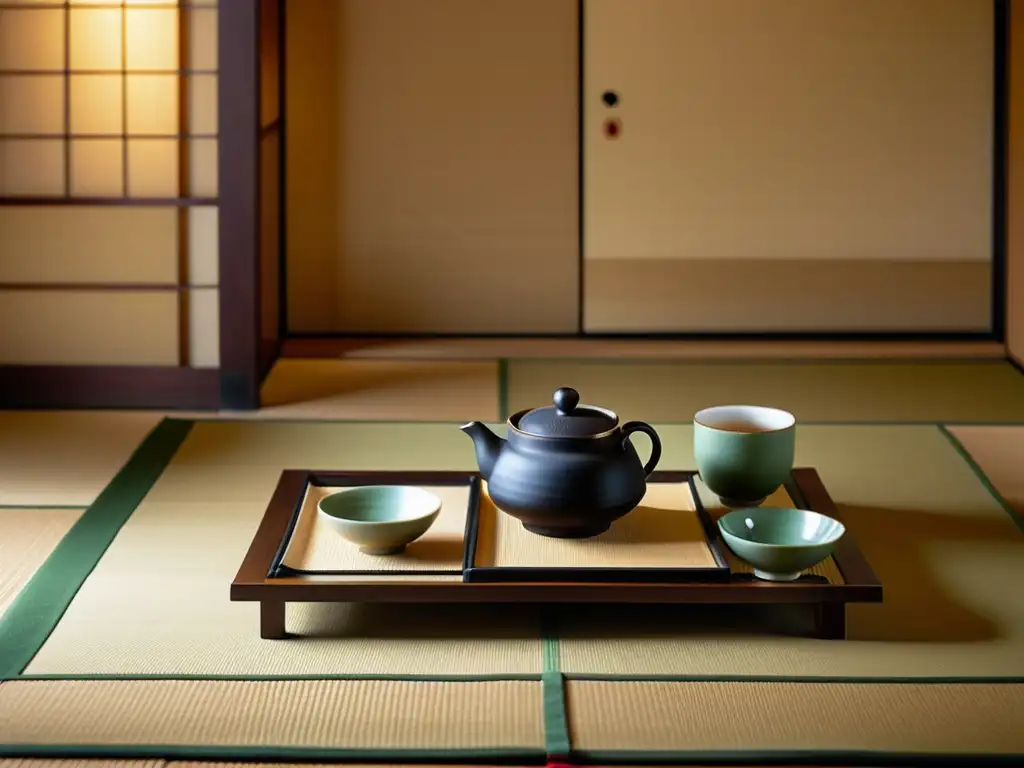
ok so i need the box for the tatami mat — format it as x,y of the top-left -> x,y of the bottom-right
558,424 -> 1024,677
24,421 -> 541,676
3,413 -> 1024,761
23,502 -> 542,674
0,412 -> 163,507
149,420 -> 478,476
216,359 -> 499,422
566,680 -> 1024,754
0,679 -> 544,750
20,420 -> 1024,682
507,359 -> 1024,422
948,425 -> 1024,513
0,508 -> 83,620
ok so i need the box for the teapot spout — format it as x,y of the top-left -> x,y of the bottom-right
459,421 -> 504,481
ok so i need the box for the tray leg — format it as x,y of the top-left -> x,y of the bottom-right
815,602 -> 846,640
260,600 -> 287,639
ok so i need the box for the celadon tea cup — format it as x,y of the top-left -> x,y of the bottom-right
318,485 -> 441,556
693,404 -> 796,507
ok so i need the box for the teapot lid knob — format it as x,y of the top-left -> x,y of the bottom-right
553,387 -> 580,415
517,386 -> 617,437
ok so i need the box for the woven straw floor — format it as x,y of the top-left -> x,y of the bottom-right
1,358 -> 1023,764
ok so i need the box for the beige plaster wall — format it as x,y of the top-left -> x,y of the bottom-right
285,0 -> 580,334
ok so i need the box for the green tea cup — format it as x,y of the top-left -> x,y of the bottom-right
318,485 -> 441,555
693,404 -> 796,507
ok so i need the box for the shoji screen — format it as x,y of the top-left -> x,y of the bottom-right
583,0 -> 996,333
0,0 -> 220,366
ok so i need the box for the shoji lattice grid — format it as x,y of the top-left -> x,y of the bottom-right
0,0 -> 220,368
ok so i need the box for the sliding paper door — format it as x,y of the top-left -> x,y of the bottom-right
286,0 -> 580,334
583,0 -> 996,333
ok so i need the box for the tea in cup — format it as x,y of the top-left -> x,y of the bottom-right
693,404 -> 796,507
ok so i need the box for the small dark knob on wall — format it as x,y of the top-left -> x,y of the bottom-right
602,90 -> 619,107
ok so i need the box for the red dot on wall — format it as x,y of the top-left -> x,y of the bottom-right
604,118 -> 622,139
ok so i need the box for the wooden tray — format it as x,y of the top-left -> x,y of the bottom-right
464,472 -> 730,584
231,468 -> 882,641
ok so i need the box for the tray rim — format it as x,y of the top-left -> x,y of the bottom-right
463,471 -> 732,584
266,470 -> 482,578
230,467 -> 883,606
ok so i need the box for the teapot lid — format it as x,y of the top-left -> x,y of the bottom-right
517,387 -> 618,438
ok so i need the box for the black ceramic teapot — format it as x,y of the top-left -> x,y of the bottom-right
460,387 -> 662,538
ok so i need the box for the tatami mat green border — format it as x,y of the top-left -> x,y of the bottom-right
938,425 -> 1024,534
561,674 -> 1024,684
0,418 -> 194,678
12,673 -> 542,682
0,745 -> 546,764
542,614 -> 571,760
565,671 -> 1024,684
572,749 -> 1024,766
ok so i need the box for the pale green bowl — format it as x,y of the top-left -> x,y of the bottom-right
718,507 -> 845,582
318,485 -> 441,556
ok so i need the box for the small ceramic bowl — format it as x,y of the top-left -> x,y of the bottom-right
318,485 -> 442,555
718,507 -> 845,582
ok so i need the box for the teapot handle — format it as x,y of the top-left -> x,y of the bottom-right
621,421 -> 662,477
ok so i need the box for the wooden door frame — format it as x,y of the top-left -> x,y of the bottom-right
216,0 -> 284,410
218,0 -> 265,411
